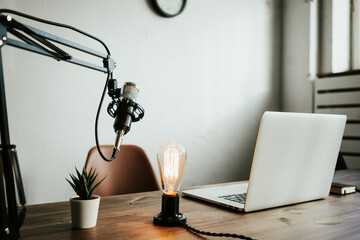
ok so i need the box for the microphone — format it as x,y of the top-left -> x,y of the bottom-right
111,82 -> 144,159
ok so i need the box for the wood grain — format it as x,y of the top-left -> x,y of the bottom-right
21,170 -> 360,240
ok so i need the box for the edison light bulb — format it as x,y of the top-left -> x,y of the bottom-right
153,141 -> 187,226
157,141 -> 187,196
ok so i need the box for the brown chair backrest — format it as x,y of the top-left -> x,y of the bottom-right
85,145 -> 160,197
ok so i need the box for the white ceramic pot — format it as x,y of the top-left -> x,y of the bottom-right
70,195 -> 100,229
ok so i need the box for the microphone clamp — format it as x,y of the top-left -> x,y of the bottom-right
107,98 -> 144,122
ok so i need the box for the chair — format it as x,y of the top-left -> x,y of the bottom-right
85,145 -> 160,197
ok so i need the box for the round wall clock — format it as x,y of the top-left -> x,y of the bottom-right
151,0 -> 187,18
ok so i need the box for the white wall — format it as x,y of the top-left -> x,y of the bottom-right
282,0 -> 313,112
1,0 -> 281,204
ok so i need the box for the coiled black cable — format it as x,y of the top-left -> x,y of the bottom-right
0,9 -> 114,161
183,223 -> 256,239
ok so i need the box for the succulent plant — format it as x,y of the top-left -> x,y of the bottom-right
66,167 -> 106,200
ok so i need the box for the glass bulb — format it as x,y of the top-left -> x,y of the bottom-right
157,141 -> 187,196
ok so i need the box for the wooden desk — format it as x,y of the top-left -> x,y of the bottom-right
21,170 -> 360,240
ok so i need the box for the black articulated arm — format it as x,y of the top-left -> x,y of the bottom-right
0,10 -> 115,72
0,9 -> 126,240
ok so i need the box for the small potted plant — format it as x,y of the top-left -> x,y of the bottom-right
66,167 -> 106,229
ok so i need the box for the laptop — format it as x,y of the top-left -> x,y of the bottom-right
182,111 -> 347,212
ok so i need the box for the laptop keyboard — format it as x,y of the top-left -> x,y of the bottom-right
218,193 -> 247,204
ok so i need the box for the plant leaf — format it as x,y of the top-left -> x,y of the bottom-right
89,175 -> 107,197
89,167 -> 95,179
88,173 -> 98,190
70,174 -> 82,193
83,167 -> 88,180
66,178 -> 78,195
70,174 -> 79,185
75,167 -> 81,180
88,168 -> 96,184
82,174 -> 90,199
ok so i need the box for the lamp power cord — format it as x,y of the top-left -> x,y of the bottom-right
182,222 -> 256,240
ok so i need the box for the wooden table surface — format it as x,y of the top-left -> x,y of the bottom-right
21,170 -> 360,240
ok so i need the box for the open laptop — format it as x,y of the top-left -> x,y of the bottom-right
182,111 -> 347,212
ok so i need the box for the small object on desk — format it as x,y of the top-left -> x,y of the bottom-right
153,141 -> 187,226
330,182 -> 357,195
66,167 -> 106,229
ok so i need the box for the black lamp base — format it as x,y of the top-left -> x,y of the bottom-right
153,194 -> 187,226
153,212 -> 187,226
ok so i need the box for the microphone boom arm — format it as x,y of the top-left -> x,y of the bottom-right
0,13 -> 116,73
0,9 -> 119,240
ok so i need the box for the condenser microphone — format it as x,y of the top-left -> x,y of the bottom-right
111,82 -> 144,159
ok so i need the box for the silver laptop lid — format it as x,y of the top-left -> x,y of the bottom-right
244,112 -> 346,212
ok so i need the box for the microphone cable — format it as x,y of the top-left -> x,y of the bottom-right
94,72 -> 115,161
0,9 -> 114,161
